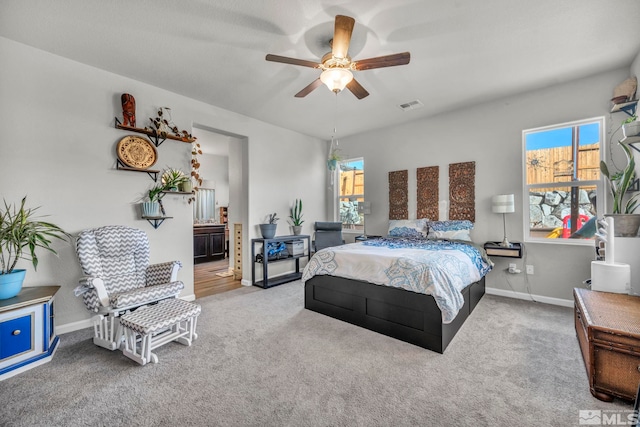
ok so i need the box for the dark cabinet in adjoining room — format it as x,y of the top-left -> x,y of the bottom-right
194,225 -> 226,264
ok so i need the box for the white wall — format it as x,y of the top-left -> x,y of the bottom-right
0,37 -> 326,329
338,67 -> 631,301
631,50 -> 640,82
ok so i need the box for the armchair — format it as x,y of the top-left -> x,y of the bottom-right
74,225 -> 184,350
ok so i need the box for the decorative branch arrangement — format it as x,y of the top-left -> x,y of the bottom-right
188,142 -> 203,204
146,107 -> 195,142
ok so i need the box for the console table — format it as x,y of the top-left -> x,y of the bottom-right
251,235 -> 311,288
0,286 -> 60,381
574,288 -> 640,401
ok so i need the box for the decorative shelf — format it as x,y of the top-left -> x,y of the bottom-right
141,216 -> 173,229
116,159 -> 159,181
161,190 -> 193,196
115,117 -> 195,147
620,135 -> 640,155
611,100 -> 638,117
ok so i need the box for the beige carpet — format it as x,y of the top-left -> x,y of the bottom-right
0,281 -> 632,426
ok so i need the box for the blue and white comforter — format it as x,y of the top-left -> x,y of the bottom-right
302,238 -> 493,323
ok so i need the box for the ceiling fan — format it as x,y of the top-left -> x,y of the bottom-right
266,15 -> 410,99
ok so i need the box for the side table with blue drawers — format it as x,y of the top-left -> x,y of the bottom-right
0,286 -> 60,381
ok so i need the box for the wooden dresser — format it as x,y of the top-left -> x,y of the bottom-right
574,288 -> 640,401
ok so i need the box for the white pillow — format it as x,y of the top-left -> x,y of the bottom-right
427,220 -> 473,241
388,219 -> 429,238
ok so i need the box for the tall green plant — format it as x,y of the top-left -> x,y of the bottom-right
289,199 -> 304,226
600,142 -> 640,214
0,197 -> 70,274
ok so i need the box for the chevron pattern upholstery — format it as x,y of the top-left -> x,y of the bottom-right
74,225 -> 185,350
75,225 -> 184,311
120,299 -> 201,335
108,282 -> 185,310
77,225 -> 150,295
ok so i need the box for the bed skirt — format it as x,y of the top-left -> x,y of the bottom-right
304,275 -> 485,353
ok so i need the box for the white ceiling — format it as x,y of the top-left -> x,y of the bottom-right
2,0 -> 639,140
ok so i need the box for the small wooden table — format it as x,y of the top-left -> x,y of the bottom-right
574,288 -> 640,401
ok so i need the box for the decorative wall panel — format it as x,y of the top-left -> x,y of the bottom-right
388,170 -> 408,220
449,161 -> 476,222
417,166 -> 439,220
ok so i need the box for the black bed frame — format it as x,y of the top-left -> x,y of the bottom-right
304,275 -> 485,353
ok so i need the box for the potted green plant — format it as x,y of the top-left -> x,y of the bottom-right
289,199 -> 304,235
259,213 -> 279,239
161,167 -> 189,192
0,197 -> 69,300
622,114 -> 640,139
600,142 -> 640,236
327,149 -> 342,171
142,183 -> 166,218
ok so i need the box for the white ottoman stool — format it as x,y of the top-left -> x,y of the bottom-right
120,298 -> 201,365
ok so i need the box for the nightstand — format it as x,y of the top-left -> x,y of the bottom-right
483,241 -> 523,258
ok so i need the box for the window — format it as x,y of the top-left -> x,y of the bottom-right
337,158 -> 365,232
523,117 -> 603,244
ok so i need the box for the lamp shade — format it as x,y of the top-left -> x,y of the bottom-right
492,194 -> 515,214
320,68 -> 353,93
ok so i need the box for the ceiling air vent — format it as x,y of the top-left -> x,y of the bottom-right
398,99 -> 424,111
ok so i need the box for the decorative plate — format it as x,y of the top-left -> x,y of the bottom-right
116,136 -> 157,169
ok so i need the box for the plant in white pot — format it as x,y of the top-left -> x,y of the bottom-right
0,197 -> 70,300
600,142 -> 640,236
142,183 -> 166,218
622,114 -> 640,140
259,213 -> 279,239
289,199 -> 304,235
161,167 -> 190,192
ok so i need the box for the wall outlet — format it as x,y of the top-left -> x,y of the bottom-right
526,265 -> 534,275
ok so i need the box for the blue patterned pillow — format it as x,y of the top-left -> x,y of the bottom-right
427,220 -> 473,241
388,219 -> 428,238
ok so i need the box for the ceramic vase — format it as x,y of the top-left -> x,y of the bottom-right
260,224 -> 277,239
142,202 -> 160,218
0,269 -> 26,300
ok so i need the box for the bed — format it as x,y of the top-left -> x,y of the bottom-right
302,236 -> 493,353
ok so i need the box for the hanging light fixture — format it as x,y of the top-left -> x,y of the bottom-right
320,67 -> 353,93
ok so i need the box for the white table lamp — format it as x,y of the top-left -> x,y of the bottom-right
492,194 -> 515,247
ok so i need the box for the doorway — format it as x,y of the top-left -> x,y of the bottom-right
191,125 -> 247,299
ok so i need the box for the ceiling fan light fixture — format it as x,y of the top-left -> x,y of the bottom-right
320,68 -> 353,93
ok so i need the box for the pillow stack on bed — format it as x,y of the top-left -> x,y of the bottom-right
387,219 -> 474,241
387,219 -> 429,238
427,220 -> 473,241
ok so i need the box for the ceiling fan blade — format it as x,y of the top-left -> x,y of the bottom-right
346,78 -> 369,99
295,78 -> 323,98
332,15 -> 355,59
354,52 -> 411,71
265,54 -> 319,69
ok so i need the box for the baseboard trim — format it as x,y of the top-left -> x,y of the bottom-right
485,287 -> 573,308
241,279 -> 252,286
57,318 -> 93,335
57,295 -> 198,334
